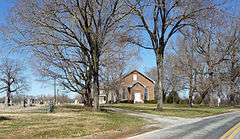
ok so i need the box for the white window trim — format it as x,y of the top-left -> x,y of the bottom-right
133,74 -> 138,81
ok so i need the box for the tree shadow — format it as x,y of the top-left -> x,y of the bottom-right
0,116 -> 12,121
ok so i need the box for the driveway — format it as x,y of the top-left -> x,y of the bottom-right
103,107 -> 201,129
128,111 -> 240,139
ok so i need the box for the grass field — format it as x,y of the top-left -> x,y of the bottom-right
1,103 -> 236,138
0,105 -> 146,139
111,103 -> 236,118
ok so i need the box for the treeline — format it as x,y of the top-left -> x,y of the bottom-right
146,21 -> 240,106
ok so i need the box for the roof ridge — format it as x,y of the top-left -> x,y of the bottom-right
123,69 -> 155,84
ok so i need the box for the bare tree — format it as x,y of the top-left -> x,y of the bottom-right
145,67 -> 161,101
175,37 -> 203,107
100,37 -> 139,102
189,26 -> 234,106
220,23 -> 240,105
145,67 -> 158,82
146,54 -> 184,103
126,0 -> 220,110
0,58 -> 28,106
56,93 -> 71,104
174,7 -> 240,106
165,55 -> 184,103
7,0 -> 130,110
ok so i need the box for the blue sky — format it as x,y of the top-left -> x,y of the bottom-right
0,0 -> 56,97
0,0 -> 156,97
0,0 -> 239,97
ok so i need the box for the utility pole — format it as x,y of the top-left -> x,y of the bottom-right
54,77 -> 57,105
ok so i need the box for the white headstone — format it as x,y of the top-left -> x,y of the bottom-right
217,98 -> 221,107
74,99 -> 78,105
27,98 -> 32,106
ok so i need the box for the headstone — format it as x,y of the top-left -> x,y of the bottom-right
74,99 -> 78,105
22,99 -> 27,107
32,99 -> 35,104
10,100 -> 13,106
27,98 -> 32,106
48,100 -> 54,113
217,97 -> 221,107
5,96 -> 9,106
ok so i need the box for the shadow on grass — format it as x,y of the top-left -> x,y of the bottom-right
56,104 -> 95,113
0,116 -> 12,121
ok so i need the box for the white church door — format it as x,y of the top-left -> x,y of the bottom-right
134,93 -> 142,103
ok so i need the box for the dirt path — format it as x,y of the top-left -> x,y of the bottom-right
103,107 -> 201,129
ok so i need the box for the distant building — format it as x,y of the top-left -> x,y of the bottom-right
99,70 -> 155,104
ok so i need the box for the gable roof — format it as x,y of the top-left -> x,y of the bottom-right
128,81 -> 146,88
122,70 -> 155,84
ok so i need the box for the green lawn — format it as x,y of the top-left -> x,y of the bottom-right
0,105 -> 146,139
111,103 -> 236,118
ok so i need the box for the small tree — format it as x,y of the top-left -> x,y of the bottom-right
0,58 -> 27,106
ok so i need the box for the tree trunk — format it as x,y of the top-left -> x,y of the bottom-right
209,92 -> 214,107
93,71 -> 100,111
83,87 -> 92,107
5,91 -> 10,106
198,90 -> 208,105
91,44 -> 100,111
162,89 -> 166,103
156,53 -> 164,111
105,91 -> 109,104
115,89 -> 120,103
189,89 -> 193,107
209,69 -> 214,107
229,83 -> 236,106
23,99 -> 26,107
154,83 -> 159,101
172,91 -> 175,104
189,76 -> 193,107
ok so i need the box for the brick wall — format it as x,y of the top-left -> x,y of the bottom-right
120,70 -> 155,101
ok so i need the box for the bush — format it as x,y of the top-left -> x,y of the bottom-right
119,100 -> 134,103
179,99 -> 189,105
144,100 -> 157,104
165,91 -> 181,104
119,100 -> 129,103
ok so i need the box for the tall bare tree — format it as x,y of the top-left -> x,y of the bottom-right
0,58 -> 27,106
175,36 -> 205,107
175,8 -> 239,106
7,0 -> 130,110
100,41 -> 139,102
146,54 -> 184,103
127,0 -> 219,110
221,23 -> 240,105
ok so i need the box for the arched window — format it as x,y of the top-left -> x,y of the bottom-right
133,74 -> 138,81
144,88 -> 148,100
122,88 -> 126,99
